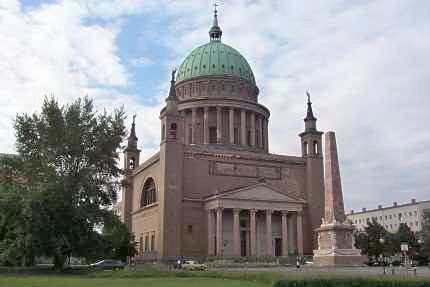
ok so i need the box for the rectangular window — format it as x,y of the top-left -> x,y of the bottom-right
139,236 -> 143,255
188,127 -> 192,144
234,128 -> 239,144
247,130 -> 251,146
209,127 -> 217,143
151,232 -> 155,251
145,234 -> 149,252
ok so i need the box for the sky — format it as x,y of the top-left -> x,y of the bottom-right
0,0 -> 429,212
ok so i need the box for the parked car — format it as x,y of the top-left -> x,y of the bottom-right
89,259 -> 125,270
181,260 -> 207,271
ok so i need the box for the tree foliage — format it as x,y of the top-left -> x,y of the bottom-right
354,218 -> 423,260
0,96 -> 135,269
354,218 -> 388,258
418,211 -> 430,258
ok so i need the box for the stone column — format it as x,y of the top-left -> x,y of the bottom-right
266,210 -> 273,256
216,208 -> 224,256
281,211 -> 289,256
241,109 -> 246,145
250,112 -> 256,147
250,209 -> 257,256
191,108 -> 197,144
229,108 -> 234,144
216,106 -> 222,143
257,115 -> 263,148
207,209 -> 215,256
233,208 -> 241,257
263,118 -> 269,152
203,107 -> 209,144
296,211 -> 304,255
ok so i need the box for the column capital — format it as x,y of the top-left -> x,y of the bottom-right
281,210 -> 289,216
216,207 -> 224,212
233,208 -> 241,214
296,210 -> 303,217
250,209 -> 258,215
216,106 -> 222,111
266,209 -> 274,215
204,106 -> 209,112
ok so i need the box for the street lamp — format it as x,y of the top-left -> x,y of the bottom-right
379,238 -> 386,275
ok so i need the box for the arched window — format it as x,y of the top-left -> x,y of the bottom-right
129,157 -> 136,169
313,141 -> 319,154
304,141 -> 308,155
140,178 -> 156,208
161,124 -> 166,140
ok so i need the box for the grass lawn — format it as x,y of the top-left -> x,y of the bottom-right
0,276 -> 269,287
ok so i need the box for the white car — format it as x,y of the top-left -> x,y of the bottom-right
181,260 -> 207,271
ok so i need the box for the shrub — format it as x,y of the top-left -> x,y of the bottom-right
274,278 -> 430,287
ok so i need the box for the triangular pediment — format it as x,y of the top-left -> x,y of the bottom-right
217,183 -> 304,203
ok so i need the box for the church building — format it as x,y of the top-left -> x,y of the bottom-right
119,8 -> 327,260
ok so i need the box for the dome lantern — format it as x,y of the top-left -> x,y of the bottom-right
209,3 -> 222,41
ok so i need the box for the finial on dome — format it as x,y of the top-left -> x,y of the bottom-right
209,2 -> 222,41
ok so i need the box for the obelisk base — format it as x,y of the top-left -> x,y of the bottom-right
313,223 -> 366,267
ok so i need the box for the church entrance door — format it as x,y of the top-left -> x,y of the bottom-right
274,238 -> 282,257
240,231 -> 247,256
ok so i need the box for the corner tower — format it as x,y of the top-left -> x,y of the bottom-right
158,69 -> 185,259
299,91 -> 324,252
122,116 -> 141,231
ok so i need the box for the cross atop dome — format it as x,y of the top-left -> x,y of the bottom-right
209,2 -> 222,41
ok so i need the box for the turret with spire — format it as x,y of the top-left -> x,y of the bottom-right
304,91 -> 317,131
127,115 -> 138,149
209,3 -> 222,41
298,90 -> 324,252
122,114 -> 141,231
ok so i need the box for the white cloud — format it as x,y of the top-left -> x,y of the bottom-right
154,0 -> 430,210
0,0 -> 158,154
1,0 -> 429,211
129,56 -> 154,67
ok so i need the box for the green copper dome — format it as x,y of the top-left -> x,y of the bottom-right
176,40 -> 256,86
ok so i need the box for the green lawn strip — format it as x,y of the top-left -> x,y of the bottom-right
0,277 -> 268,287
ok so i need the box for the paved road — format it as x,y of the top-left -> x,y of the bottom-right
212,266 -> 430,278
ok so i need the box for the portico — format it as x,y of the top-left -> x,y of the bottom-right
205,183 -> 305,257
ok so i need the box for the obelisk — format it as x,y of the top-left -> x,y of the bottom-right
313,131 -> 366,266
324,131 -> 346,224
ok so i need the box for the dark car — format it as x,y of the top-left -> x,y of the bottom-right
89,259 -> 125,270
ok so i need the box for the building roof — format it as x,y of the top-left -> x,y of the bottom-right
176,41 -> 256,86
347,199 -> 430,216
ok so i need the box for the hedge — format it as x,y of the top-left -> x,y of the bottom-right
274,278 -> 430,287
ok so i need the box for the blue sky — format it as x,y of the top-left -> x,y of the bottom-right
1,0 -> 429,212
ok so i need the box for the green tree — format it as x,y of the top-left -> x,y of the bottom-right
0,96 -> 130,270
393,223 -> 418,254
101,214 -> 137,262
418,211 -> 430,258
354,218 -> 390,258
